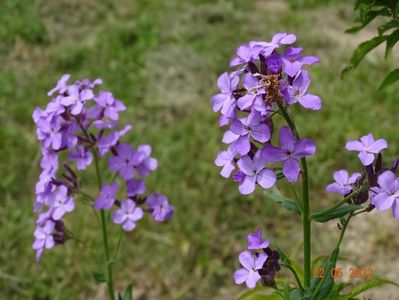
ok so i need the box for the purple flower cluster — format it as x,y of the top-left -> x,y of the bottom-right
212,33 -> 320,195
326,133 -> 399,219
32,75 -> 173,261
234,229 -> 280,289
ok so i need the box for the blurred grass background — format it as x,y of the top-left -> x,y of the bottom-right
1,0 -> 399,299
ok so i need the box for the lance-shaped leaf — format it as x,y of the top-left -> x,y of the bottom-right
313,205 -> 362,223
378,19 -> 399,35
343,278 -> 399,297
385,29 -> 399,58
379,68 -> 399,91
263,191 -> 302,215
341,35 -> 388,77
121,283 -> 133,300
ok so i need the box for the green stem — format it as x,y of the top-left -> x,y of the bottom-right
278,103 -> 311,288
282,263 -> 304,291
93,150 -> 115,300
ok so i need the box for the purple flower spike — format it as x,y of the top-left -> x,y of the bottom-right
108,143 -> 142,180
234,250 -> 267,289
326,170 -> 361,196
112,199 -> 144,231
371,171 -> 399,218
147,193 -> 174,222
215,147 -> 237,178
33,220 -> 55,261
237,151 -> 276,195
211,72 -> 239,116
284,70 -> 321,110
45,186 -> 75,220
94,183 -> 119,210
262,126 -> 316,182
68,146 -> 93,170
345,133 -> 388,166
247,228 -> 270,250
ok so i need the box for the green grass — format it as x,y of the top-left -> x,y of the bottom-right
1,0 -> 399,299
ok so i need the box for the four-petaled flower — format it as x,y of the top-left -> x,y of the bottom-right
345,133 -> 388,166
109,143 -> 143,180
215,147 -> 237,178
33,220 -> 55,261
247,228 -> 270,250
68,146 -> 93,170
45,186 -> 75,220
112,199 -> 144,231
237,151 -> 276,195
371,171 -> 399,218
326,170 -> 361,196
147,193 -> 174,222
211,72 -> 239,116
94,183 -> 119,210
234,250 -> 268,289
262,126 -> 316,182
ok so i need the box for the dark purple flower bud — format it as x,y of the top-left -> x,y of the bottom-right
233,171 -> 245,183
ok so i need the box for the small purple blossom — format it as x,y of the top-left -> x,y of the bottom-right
345,133 -> 388,166
281,47 -> 320,77
126,179 -> 146,196
215,147 -> 237,178
135,145 -> 158,177
147,193 -> 174,222
234,250 -> 267,289
45,186 -> 75,220
95,91 -> 126,120
247,228 -> 270,250
60,85 -> 94,115
237,151 -> 276,195
262,126 -> 316,182
33,220 -> 55,261
211,72 -> 239,116
94,183 -> 119,210
108,143 -> 143,180
68,146 -> 93,170
371,171 -> 399,218
326,170 -> 361,195
112,199 -> 144,231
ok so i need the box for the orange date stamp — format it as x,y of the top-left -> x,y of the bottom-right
312,267 -> 373,280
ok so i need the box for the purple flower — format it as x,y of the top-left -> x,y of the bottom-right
345,133 -> 388,166
45,186 -> 75,220
95,91 -> 126,121
211,72 -> 239,116
237,151 -> 276,195
262,126 -> 316,182
97,125 -> 132,157
247,228 -> 270,250
108,143 -> 143,180
215,147 -> 236,178
94,183 -> 119,210
281,47 -> 319,77
237,73 -> 266,111
224,112 -> 271,155
283,70 -> 321,110
112,199 -> 144,231
48,74 -> 70,96
33,220 -> 55,261
261,33 -> 297,56
135,145 -> 158,177
147,193 -> 174,222
230,42 -> 264,67
68,146 -> 93,170
36,117 -> 63,150
60,84 -> 94,115
234,250 -> 267,289
371,171 -> 399,218
126,179 -> 146,196
326,170 -> 361,195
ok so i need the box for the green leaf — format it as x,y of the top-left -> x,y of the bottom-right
343,278 -> 399,297
385,29 -> 399,58
91,271 -> 107,284
341,35 -> 388,77
290,260 -> 305,284
313,205 -> 362,223
263,191 -> 302,215
238,287 -> 272,300
378,19 -> 399,35
379,68 -> 399,90
346,9 -> 380,34
313,247 -> 340,300
247,294 -> 283,300
290,288 -> 303,300
121,283 -> 133,300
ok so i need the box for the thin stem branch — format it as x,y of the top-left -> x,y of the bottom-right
282,263 -> 305,291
